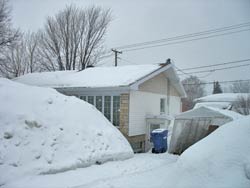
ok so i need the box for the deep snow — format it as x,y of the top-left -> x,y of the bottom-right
2,114 -> 250,188
82,116 -> 250,188
1,78 -> 250,188
0,78 -> 133,186
4,153 -> 178,188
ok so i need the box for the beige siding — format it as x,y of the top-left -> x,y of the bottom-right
138,73 -> 180,97
138,73 -> 168,95
170,85 -> 179,96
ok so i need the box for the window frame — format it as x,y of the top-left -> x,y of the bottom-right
160,98 -> 166,114
78,94 -> 121,127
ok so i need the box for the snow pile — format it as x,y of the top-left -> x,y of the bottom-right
0,79 -> 133,185
167,115 -> 250,187
80,116 -> 250,188
15,64 -> 161,88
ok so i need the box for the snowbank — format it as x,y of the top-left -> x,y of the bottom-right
0,79 -> 133,185
74,116 -> 250,188
167,115 -> 250,187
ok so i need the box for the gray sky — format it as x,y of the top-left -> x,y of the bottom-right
10,0 -> 250,93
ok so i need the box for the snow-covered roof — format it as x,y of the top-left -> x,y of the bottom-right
194,102 -> 231,110
195,93 -> 250,103
15,64 -> 186,97
175,106 -> 242,120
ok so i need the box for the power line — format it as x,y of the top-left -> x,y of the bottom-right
178,63 -> 250,75
114,22 -> 250,50
179,58 -> 250,71
123,28 -> 250,52
182,79 -> 250,85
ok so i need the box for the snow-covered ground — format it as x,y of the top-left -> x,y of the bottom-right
3,115 -> 250,188
4,153 -> 178,188
83,115 -> 250,188
0,79 -> 133,186
5,113 -> 250,188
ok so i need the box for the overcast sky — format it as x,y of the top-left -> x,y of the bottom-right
9,0 -> 250,93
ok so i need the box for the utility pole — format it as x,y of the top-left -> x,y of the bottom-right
111,49 -> 122,67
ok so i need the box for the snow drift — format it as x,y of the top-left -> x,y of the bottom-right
167,115 -> 250,188
0,78 -> 133,185
80,116 -> 250,188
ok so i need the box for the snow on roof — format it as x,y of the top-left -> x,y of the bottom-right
175,106 -> 242,120
194,102 -> 231,110
15,65 -> 162,88
195,93 -> 250,103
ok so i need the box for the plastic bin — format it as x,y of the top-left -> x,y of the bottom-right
150,129 -> 168,153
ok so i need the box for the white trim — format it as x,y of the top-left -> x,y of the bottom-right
102,96 -> 104,114
111,96 -> 114,123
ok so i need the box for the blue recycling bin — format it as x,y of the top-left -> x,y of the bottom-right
150,129 -> 168,153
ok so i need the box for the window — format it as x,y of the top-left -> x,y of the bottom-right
160,98 -> 166,114
80,96 -> 86,101
95,96 -> 102,112
113,96 -> 120,127
104,96 -> 111,121
87,96 -> 94,105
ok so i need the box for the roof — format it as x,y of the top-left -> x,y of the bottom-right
175,106 -> 242,120
15,64 -> 186,97
195,93 -> 250,103
194,102 -> 232,110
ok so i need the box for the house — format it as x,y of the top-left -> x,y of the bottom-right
15,62 -> 186,152
169,106 -> 242,155
194,93 -> 250,114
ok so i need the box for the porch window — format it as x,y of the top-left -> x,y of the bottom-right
95,96 -> 102,112
87,96 -> 94,105
80,96 -> 86,101
104,96 -> 111,121
113,96 -> 120,127
160,98 -> 166,114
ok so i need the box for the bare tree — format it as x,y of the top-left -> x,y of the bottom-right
229,81 -> 250,93
0,39 -> 27,78
40,5 -> 111,71
24,32 -> 40,73
181,76 -> 205,111
232,94 -> 250,115
0,0 -> 19,49
0,32 -> 44,78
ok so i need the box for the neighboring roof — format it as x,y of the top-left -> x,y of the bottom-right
194,102 -> 231,110
195,93 -> 250,103
175,106 -> 242,120
15,64 -> 186,97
